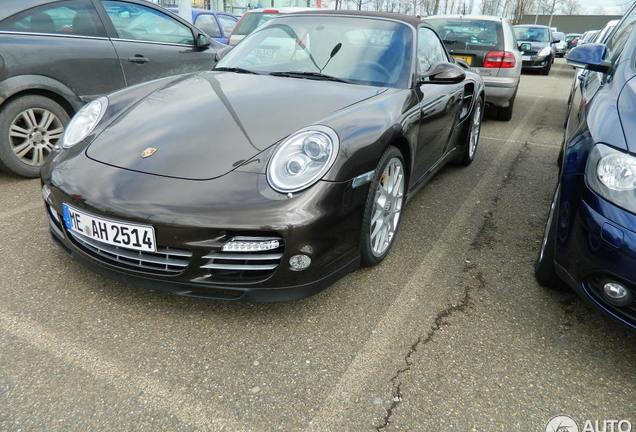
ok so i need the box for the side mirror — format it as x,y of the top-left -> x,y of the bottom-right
196,33 -> 211,49
419,62 -> 466,84
519,43 -> 531,52
566,43 -> 611,73
552,37 -> 561,44
214,45 -> 233,61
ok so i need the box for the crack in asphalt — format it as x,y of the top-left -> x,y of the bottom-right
376,142 -> 532,431
375,267 -> 486,431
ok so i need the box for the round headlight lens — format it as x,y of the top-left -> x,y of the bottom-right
267,126 -> 339,193
62,97 -> 108,148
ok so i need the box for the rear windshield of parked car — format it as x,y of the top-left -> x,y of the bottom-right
232,12 -> 279,36
426,19 -> 504,51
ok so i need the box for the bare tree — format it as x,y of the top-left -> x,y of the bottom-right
593,6 -> 606,14
560,0 -> 582,14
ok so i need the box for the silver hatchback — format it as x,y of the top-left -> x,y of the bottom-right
425,15 -> 522,121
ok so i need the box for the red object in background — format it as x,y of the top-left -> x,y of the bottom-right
317,0 -> 322,7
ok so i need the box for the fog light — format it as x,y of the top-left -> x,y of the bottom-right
289,254 -> 311,270
42,184 -> 52,204
603,282 -> 633,306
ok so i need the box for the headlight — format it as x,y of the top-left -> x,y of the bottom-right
586,144 -> 636,213
538,46 -> 552,58
62,97 -> 108,148
267,125 -> 339,193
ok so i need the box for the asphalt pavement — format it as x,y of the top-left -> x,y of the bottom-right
1,58 -> 634,432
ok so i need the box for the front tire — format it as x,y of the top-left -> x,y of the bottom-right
361,146 -> 406,267
0,95 -> 69,178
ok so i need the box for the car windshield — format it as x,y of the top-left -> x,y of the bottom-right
232,12 -> 280,35
425,18 -> 503,49
217,15 -> 413,89
514,26 -> 550,42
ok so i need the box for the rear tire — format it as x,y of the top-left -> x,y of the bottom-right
0,95 -> 69,178
497,91 -> 516,121
535,184 -> 569,291
458,95 -> 484,166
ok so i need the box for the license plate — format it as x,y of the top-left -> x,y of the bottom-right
253,46 -> 279,59
522,55 -> 532,61
452,55 -> 472,65
63,204 -> 156,253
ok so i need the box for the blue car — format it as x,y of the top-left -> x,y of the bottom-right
168,8 -> 237,44
535,4 -> 636,330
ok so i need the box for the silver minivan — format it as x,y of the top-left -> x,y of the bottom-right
425,15 -> 522,121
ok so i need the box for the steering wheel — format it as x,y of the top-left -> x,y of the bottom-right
357,60 -> 392,81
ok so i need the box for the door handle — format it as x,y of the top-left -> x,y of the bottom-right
128,55 -> 149,64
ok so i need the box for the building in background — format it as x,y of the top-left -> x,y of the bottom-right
520,14 -> 622,34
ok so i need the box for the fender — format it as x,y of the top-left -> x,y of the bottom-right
0,74 -> 85,112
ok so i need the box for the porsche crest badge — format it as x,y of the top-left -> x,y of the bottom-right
141,148 -> 157,158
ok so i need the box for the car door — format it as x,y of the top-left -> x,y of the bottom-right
412,26 -> 463,181
96,0 -> 216,87
0,0 -> 124,103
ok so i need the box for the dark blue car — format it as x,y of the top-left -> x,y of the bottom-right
535,3 -> 636,330
168,8 -> 237,44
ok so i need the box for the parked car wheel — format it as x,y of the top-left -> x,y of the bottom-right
361,146 -> 406,267
535,185 -> 568,291
0,95 -> 69,178
458,96 -> 484,166
541,61 -> 551,75
497,89 -> 516,121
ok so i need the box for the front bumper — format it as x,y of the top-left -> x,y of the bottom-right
554,174 -> 636,329
41,155 -> 368,302
521,56 -> 550,70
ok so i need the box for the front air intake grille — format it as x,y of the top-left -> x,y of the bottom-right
67,229 -> 192,275
202,239 -> 284,281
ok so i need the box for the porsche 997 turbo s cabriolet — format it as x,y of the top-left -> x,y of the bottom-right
41,11 -> 485,302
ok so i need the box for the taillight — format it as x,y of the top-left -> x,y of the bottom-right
483,51 -> 516,68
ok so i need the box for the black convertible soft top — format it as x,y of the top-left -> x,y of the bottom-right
289,9 -> 431,30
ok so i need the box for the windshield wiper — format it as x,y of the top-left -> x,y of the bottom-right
269,71 -> 350,83
213,67 -> 259,74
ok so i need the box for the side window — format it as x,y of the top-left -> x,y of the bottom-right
194,14 -> 221,38
0,0 -> 103,37
102,0 -> 194,45
605,8 -> 636,65
217,15 -> 238,35
417,27 -> 448,72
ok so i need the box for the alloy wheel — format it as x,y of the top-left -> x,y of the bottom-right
9,107 -> 64,167
370,157 -> 405,257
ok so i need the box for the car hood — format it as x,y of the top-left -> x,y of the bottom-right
86,72 -> 381,180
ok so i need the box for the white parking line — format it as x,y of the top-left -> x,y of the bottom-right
305,94 -> 546,431
0,309 -> 247,432
481,136 -> 560,149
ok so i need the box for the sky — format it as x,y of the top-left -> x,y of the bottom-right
577,0 -> 630,14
